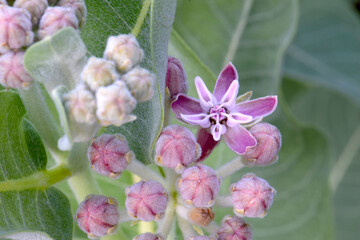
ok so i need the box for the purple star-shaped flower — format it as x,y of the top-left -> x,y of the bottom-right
171,63 -> 277,155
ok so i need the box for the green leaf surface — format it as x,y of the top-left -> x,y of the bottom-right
82,0 -> 177,163
0,91 -> 72,240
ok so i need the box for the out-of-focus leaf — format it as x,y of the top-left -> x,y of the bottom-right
83,0 -> 177,163
0,231 -> 52,240
0,91 -> 72,240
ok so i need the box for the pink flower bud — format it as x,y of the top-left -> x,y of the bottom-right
133,233 -> 163,240
122,66 -> 155,102
166,56 -> 188,98
177,165 -> 221,207
196,128 -> 220,162
88,134 -> 133,178
242,122 -> 281,166
188,236 -> 215,240
96,80 -> 137,126
0,5 -> 34,53
0,51 -> 33,89
155,125 -> 201,173
231,173 -> 275,218
217,216 -> 252,240
76,195 -> 120,239
81,56 -> 119,91
57,0 -> 86,27
104,34 -> 144,72
125,180 -> 168,221
14,0 -> 48,25
38,6 -> 79,39
188,207 -> 215,227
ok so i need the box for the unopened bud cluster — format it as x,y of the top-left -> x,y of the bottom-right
65,34 -> 155,126
0,0 -> 86,89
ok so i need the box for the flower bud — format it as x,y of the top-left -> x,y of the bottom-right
230,173 -> 275,218
81,56 -> 119,91
155,125 -> 201,173
125,180 -> 168,221
76,195 -> 120,239
166,56 -> 188,98
88,134 -> 133,178
38,6 -> 79,39
104,34 -> 144,72
242,122 -> 281,166
177,165 -> 221,207
64,84 -> 96,124
0,51 -> 33,89
188,207 -> 215,227
14,0 -> 48,25
0,5 -> 34,53
96,80 -> 137,126
57,0 -> 86,27
217,216 -> 252,240
133,233 -> 164,240
122,66 -> 155,102
188,237 -> 215,240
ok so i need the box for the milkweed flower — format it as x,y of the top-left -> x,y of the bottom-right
171,63 -> 277,155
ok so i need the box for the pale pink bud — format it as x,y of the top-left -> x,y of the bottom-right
76,195 -> 120,239
242,122 -> 281,166
122,66 -> 155,102
0,51 -> 33,89
14,0 -> 48,25
104,34 -> 144,72
0,5 -> 33,53
64,84 -> 96,124
230,173 -> 276,218
96,80 -> 137,126
217,216 -> 252,240
133,233 -> 163,240
38,6 -> 78,39
81,57 -> 119,91
155,125 -> 201,173
188,237 -> 215,240
88,134 -> 133,179
177,165 -> 221,207
125,180 -> 168,221
166,56 -> 188,98
57,0 -> 86,27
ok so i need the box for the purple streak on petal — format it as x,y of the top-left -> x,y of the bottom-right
196,128 -> 220,162
181,113 -> 211,128
211,123 -> 227,141
213,62 -> 238,102
226,112 -> 253,127
223,125 -> 257,155
195,76 -> 216,109
171,94 -> 204,118
234,96 -> 277,119
220,80 -> 239,108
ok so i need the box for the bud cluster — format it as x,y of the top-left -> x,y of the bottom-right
65,34 -> 155,126
0,0 -> 86,89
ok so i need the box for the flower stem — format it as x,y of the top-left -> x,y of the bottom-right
157,197 -> 176,238
127,159 -> 166,186
215,156 -> 244,178
177,215 -> 196,239
214,195 -> 233,207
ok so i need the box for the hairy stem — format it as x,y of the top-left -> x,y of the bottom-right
132,0 -> 151,37
178,215 -> 196,239
157,197 -> 176,238
216,156 -> 245,178
214,195 -> 233,207
127,159 -> 166,186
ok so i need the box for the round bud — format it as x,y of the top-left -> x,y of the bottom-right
122,66 -> 155,102
38,6 -> 79,39
230,173 -> 276,218
188,237 -> 215,240
104,34 -> 144,72
166,56 -> 188,98
64,84 -> 96,124
177,165 -> 221,207
217,216 -> 252,240
188,207 -> 215,227
0,51 -> 32,89
125,180 -> 168,221
88,134 -> 133,179
242,122 -> 281,166
76,195 -> 120,239
133,233 -> 164,240
81,56 -> 119,91
57,0 -> 86,27
96,80 -> 137,126
0,5 -> 33,54
155,125 -> 201,173
14,0 -> 48,25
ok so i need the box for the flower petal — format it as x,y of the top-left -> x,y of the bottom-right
226,112 -> 253,127
211,123 -> 227,141
171,93 -> 204,118
220,80 -> 239,108
195,76 -> 216,109
234,96 -> 277,119
181,113 -> 211,128
223,125 -> 257,155
213,62 -> 238,102
196,128 -> 220,162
